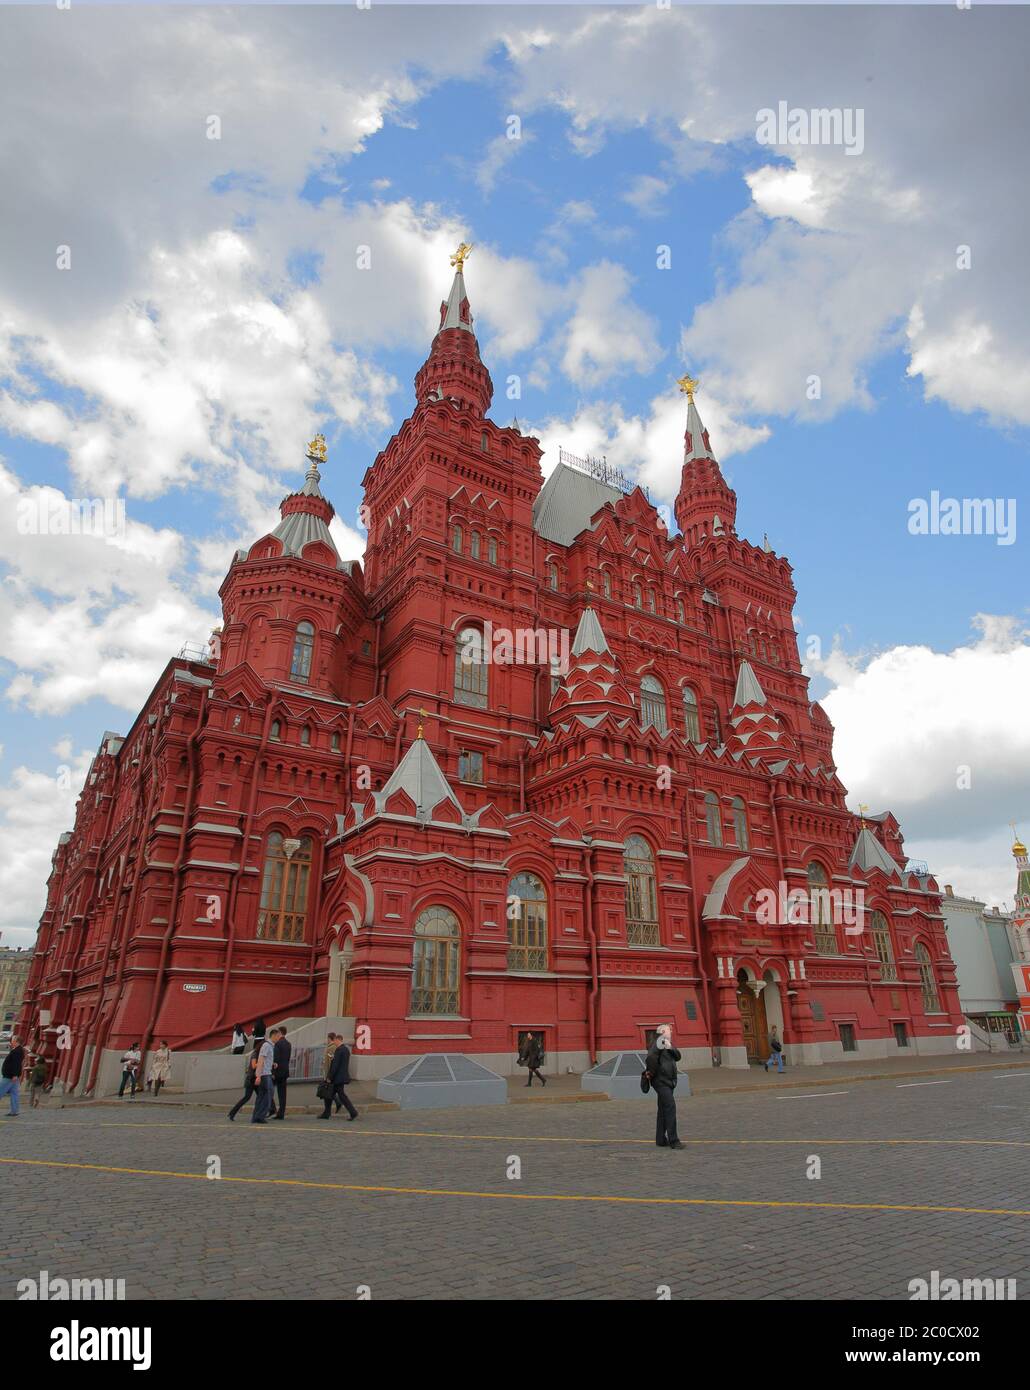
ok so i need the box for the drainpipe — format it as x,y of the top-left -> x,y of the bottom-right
583,839 -> 599,1065
174,693 -> 275,1051
518,744 -> 527,814
139,690 -> 209,1063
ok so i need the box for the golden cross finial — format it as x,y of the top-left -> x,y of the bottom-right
306,433 -> 327,465
450,242 -> 473,273
859,803 -> 870,826
677,373 -> 699,404
417,707 -> 427,740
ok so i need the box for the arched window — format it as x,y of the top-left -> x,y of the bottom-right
470,530 -> 481,560
507,872 -> 548,971
452,524 -> 463,554
915,943 -> 940,1012
410,906 -> 460,1015
290,621 -> 314,683
602,570 -> 612,599
488,536 -> 498,565
454,627 -> 488,708
683,687 -> 700,741
871,910 -> 896,981
549,654 -> 564,698
705,792 -> 722,846
257,832 -> 313,943
331,732 -> 341,752
640,675 -> 668,732
270,720 -> 281,741
769,640 -> 780,665
633,583 -> 643,609
624,836 -> 659,946
647,589 -> 657,613
676,597 -> 685,623
732,797 -> 749,850
808,862 -> 835,954
547,562 -> 559,590
300,726 -> 311,747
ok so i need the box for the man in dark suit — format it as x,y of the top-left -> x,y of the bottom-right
644,1023 -> 684,1150
271,1026 -> 292,1120
319,1037 -> 358,1121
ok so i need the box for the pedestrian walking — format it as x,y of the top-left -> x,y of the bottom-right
271,1026 -> 292,1119
322,1032 -> 343,1112
764,1026 -> 785,1073
319,1037 -> 358,1121
118,1043 -> 141,1098
228,1040 -> 262,1120
231,1023 -> 248,1055
0,1035 -> 26,1117
147,1040 -> 172,1096
28,1055 -> 48,1108
517,1031 -> 547,1087
252,1017 -> 267,1042
644,1023 -> 684,1150
251,1030 -> 275,1124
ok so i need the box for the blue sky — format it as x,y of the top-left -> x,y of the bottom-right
1,5 -> 1028,942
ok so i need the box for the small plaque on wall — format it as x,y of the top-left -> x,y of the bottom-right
684,1001 -> 698,1021
810,1000 -> 826,1022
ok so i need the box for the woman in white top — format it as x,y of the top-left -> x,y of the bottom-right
118,1044 -> 141,1098
231,1023 -> 248,1055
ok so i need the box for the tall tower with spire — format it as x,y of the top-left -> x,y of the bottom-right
673,375 -> 738,546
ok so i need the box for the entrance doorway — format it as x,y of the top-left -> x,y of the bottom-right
328,933 -> 354,1016
736,969 -> 769,1063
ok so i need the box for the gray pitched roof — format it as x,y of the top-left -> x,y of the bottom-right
849,825 -> 901,879
374,737 -> 463,821
571,607 -> 611,657
532,463 -> 622,546
441,268 -> 474,333
732,660 -> 767,707
683,396 -> 717,463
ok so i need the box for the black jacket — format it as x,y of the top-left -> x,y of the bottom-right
519,1037 -> 542,1068
272,1038 -> 292,1079
645,1044 -> 681,1088
2,1045 -> 25,1080
328,1042 -> 352,1086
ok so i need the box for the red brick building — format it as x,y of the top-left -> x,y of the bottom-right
20,257 -> 962,1091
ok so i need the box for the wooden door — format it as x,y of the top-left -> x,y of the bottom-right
737,985 -> 769,1063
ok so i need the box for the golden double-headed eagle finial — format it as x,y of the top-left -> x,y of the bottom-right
306,433 -> 328,465
450,241 -> 473,272
677,373 -> 699,404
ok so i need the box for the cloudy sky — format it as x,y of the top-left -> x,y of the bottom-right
0,5 -> 1027,947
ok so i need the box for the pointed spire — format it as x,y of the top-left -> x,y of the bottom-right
571,607 -> 611,658
683,394 -> 717,464
848,824 -> 901,880
725,659 -> 795,758
245,437 -> 340,566
732,660 -> 767,708
414,244 -> 493,415
374,736 -> 465,823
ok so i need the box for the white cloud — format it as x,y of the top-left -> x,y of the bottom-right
560,261 -> 661,388
812,614 -> 1030,899
0,748 -> 95,949
621,174 -> 671,217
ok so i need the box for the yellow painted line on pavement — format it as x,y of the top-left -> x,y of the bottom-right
2,1156 -> 1028,1217
82,1121 -> 1030,1149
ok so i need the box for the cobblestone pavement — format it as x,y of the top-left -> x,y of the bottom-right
2,1068 -> 1029,1300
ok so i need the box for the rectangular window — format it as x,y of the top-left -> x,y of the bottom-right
458,749 -> 484,784
893,1022 -> 909,1048
838,1023 -> 857,1053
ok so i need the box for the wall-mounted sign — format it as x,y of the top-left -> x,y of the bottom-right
183,983 -> 207,993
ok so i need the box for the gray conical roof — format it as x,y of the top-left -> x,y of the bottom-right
684,396 -> 717,463
373,737 -> 463,820
732,659 -> 767,708
440,268 -> 474,333
849,825 -> 901,879
571,607 -> 611,658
